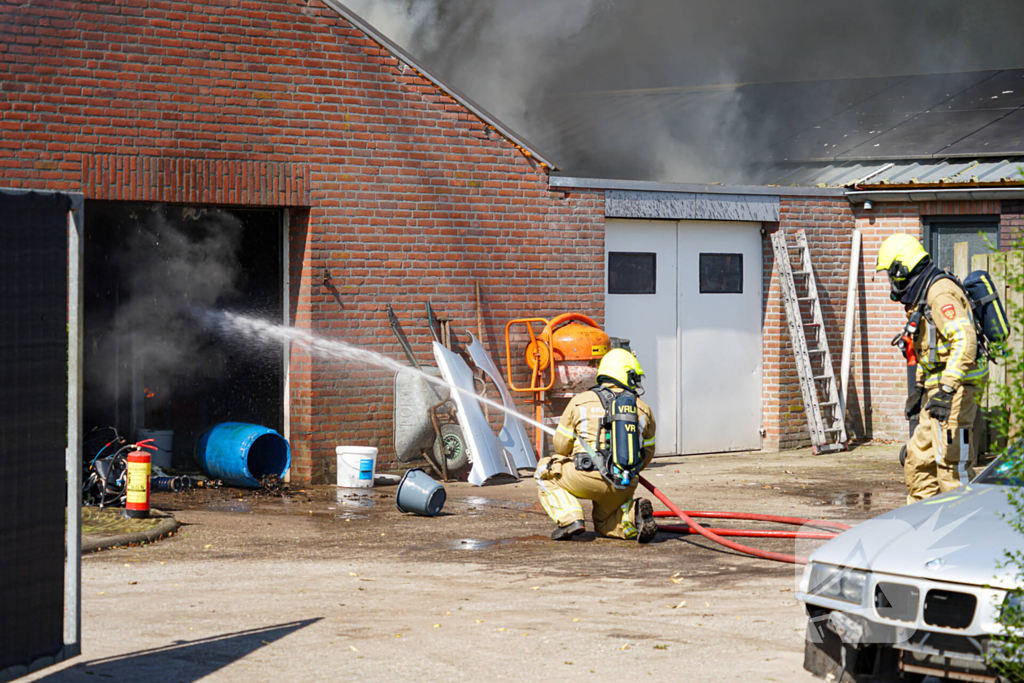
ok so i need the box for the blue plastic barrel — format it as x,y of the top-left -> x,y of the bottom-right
195,422 -> 291,489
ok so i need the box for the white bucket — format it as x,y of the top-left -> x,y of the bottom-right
137,429 -> 173,470
336,446 -> 378,488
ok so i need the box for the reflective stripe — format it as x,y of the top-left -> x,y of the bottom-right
643,437 -> 656,448
556,424 -> 575,439
941,319 -> 972,384
965,365 -> 989,382
618,499 -> 637,539
536,478 -> 583,525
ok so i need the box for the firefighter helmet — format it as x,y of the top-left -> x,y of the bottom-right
596,348 -> 644,389
876,234 -> 931,300
876,234 -> 930,276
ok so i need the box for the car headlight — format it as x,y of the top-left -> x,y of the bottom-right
809,563 -> 868,605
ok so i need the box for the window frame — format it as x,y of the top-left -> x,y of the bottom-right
698,252 -> 744,294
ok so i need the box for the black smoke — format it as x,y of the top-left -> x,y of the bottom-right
343,0 -> 1024,182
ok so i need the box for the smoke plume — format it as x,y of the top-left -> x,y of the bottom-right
342,0 -> 1024,183
86,207 -> 245,405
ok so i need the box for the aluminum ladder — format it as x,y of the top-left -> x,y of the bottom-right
771,228 -> 848,454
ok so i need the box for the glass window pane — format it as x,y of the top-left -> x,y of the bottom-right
700,253 -> 743,293
608,252 -> 657,294
928,222 -> 998,271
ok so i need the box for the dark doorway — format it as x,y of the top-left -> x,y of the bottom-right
83,203 -> 283,470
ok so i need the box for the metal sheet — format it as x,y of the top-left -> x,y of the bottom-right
392,366 -> 448,464
465,333 -> 536,470
432,342 -> 517,486
839,110 -> 1009,159
763,157 -> 1024,188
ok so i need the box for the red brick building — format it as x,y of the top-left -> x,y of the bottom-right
1,0 -> 606,481
4,1 -> 1023,479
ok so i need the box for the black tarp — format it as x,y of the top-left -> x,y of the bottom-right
0,191 -> 70,671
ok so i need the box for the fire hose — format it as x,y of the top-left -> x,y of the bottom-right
639,475 -> 851,564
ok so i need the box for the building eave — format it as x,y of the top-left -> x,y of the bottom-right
846,186 -> 1024,203
549,176 -> 847,198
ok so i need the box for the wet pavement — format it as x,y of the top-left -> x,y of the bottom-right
31,443 -> 908,682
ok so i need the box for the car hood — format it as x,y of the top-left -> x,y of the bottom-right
808,483 -> 1024,588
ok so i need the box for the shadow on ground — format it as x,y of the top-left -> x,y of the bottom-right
34,619 -> 320,682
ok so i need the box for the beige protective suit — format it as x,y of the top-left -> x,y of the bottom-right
905,277 -> 987,503
535,385 -> 656,539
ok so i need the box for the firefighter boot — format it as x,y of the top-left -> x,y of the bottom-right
552,519 -> 585,541
634,498 -> 657,544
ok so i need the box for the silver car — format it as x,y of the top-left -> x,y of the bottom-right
797,453 -> 1023,682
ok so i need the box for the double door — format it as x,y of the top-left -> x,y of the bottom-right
604,219 -> 762,455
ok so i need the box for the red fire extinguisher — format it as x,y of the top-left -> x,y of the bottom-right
125,440 -> 155,519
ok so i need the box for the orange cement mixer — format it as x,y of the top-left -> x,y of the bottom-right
505,313 -> 610,456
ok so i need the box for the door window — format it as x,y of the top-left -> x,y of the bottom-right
608,252 -> 657,294
699,253 -> 743,293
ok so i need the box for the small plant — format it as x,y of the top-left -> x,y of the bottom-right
988,231 -> 1024,680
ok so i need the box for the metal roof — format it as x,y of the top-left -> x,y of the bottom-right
321,1 -> 558,171
763,157 -> 1024,188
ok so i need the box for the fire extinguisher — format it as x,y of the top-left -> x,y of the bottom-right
125,440 -> 155,519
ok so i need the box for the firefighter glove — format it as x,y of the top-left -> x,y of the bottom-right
925,386 -> 955,424
904,384 -> 925,421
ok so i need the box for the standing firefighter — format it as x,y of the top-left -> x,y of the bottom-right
535,349 -> 658,542
877,234 -> 987,503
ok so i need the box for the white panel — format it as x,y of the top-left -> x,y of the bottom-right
677,221 -> 762,453
604,219 -> 678,455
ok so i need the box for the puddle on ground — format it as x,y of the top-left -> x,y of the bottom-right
826,490 -> 904,510
451,535 -> 547,550
334,512 -> 369,521
461,497 -> 536,515
336,490 -> 376,508
206,501 -> 252,513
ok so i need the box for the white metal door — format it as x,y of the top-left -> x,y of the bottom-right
605,219 -> 762,456
676,220 -> 762,453
604,220 -> 678,455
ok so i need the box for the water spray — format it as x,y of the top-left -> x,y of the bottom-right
199,310 -> 848,564
197,310 -> 559,439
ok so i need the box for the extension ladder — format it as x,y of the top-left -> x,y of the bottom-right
771,228 -> 848,454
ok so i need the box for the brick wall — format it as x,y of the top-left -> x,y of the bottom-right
851,203 -> 924,440
762,199 -> 932,450
1,0 -> 605,481
762,198 -> 1024,451
763,198 -> 861,450
1002,200 -> 1024,247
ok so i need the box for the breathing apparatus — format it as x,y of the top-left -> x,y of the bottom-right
573,349 -> 646,489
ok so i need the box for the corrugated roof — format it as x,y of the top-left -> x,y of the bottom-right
763,157 -> 1024,188
321,1 -> 558,171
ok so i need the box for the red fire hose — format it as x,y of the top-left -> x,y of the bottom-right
639,475 -> 852,564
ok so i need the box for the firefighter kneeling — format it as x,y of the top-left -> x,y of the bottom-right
534,349 -> 658,542
877,234 -> 988,504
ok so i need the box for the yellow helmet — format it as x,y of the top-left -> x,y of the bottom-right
876,234 -> 929,275
876,234 -> 932,302
596,348 -> 644,389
